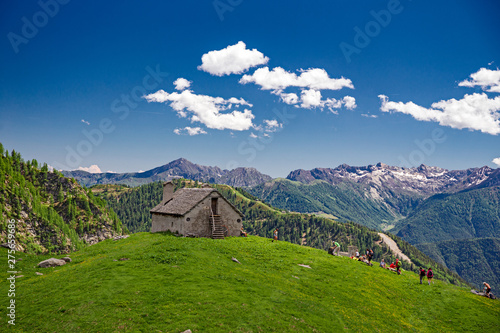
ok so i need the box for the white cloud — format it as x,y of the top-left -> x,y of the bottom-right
106,170 -> 117,173
379,93 -> 500,135
459,68 -> 500,93
173,78 -> 191,90
362,114 -> 378,118
274,91 -> 299,105
240,66 -> 355,112
76,165 -> 102,173
249,132 -> 258,138
300,89 -> 322,108
198,41 -> 269,76
343,96 -> 357,110
81,119 -> 90,125
174,126 -> 207,136
240,67 -> 354,91
263,119 -> 282,132
145,89 -> 255,131
297,89 -> 356,113
492,157 -> 500,167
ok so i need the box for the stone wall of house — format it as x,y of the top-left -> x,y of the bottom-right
217,194 -> 243,237
151,214 -> 184,234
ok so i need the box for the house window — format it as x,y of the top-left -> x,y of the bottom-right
237,219 -> 241,222
171,222 -> 173,227
186,217 -> 191,222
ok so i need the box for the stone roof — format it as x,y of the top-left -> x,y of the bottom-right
150,188 -> 243,217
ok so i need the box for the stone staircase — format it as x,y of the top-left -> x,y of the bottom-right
209,215 -> 225,239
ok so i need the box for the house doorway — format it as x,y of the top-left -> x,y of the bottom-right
211,198 -> 218,215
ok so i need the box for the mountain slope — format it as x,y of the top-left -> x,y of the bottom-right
416,237 -> 500,293
248,178 -> 403,229
0,144 -> 126,253
2,233 -> 498,332
395,186 -> 500,244
63,158 -> 272,187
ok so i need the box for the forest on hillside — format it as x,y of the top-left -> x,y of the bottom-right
0,143 -> 125,253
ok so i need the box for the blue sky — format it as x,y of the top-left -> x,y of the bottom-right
1,0 -> 499,177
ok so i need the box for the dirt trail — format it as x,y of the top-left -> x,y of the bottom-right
378,233 -> 412,264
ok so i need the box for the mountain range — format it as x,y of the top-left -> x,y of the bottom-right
62,158 -> 272,187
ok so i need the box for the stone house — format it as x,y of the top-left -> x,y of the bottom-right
150,182 -> 244,239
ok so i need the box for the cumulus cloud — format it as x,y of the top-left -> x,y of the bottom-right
198,41 -> 269,76
263,119 -> 282,132
362,114 -> 378,118
240,66 -> 356,112
76,165 -> 102,173
174,127 -> 207,136
144,88 -> 254,131
240,67 -> 353,91
379,93 -> 500,135
297,89 -> 356,113
81,119 -> 90,125
173,78 -> 191,90
492,157 -> 500,167
459,68 -> 500,93
249,132 -> 258,138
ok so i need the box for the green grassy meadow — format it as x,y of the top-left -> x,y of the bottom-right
1,233 -> 499,332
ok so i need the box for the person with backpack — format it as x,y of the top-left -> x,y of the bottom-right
427,267 -> 434,285
396,259 -> 402,275
272,228 -> 278,242
419,267 -> 426,284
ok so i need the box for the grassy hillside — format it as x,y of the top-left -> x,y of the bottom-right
1,233 -> 498,332
0,144 -> 126,253
417,237 -> 500,292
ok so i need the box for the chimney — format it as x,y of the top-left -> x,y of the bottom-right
162,181 -> 174,204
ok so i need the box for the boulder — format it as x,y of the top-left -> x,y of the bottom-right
113,235 -> 130,241
38,258 -> 66,268
36,272 -> 43,276
231,257 -> 241,264
61,257 -> 72,263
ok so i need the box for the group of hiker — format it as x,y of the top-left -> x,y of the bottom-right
419,267 -> 434,285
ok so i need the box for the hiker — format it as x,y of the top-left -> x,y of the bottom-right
379,259 -> 386,269
366,249 -> 373,264
396,259 -> 402,275
332,241 -> 340,256
427,267 -> 434,285
240,228 -> 248,237
272,228 -> 278,242
419,267 -> 426,284
355,251 -> 360,259
483,282 -> 491,296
